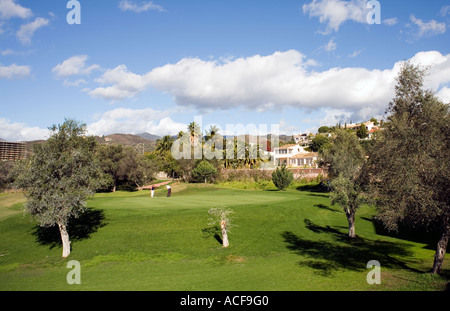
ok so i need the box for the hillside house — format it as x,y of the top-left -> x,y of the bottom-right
294,133 -> 315,146
345,121 -> 375,132
272,144 -> 318,168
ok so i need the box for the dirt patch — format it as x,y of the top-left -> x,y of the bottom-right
225,255 -> 246,263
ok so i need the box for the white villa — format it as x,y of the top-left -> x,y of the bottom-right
345,121 -> 375,131
272,144 -> 318,168
293,133 -> 315,146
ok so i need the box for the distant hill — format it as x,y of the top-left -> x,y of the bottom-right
19,132 -> 291,156
95,133 -> 157,153
136,132 -> 161,141
0,138 -> 5,142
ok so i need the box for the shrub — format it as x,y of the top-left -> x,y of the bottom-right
192,160 -> 218,183
271,165 -> 293,190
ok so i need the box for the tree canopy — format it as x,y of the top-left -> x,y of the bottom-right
15,119 -> 104,257
322,129 -> 366,238
364,62 -> 450,274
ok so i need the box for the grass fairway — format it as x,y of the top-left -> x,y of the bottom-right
0,183 -> 448,291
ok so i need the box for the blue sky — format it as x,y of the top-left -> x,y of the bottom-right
1,0 -> 449,141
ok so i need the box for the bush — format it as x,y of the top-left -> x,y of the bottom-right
192,160 -> 218,183
272,165 -> 293,191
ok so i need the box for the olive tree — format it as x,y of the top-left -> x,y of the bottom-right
364,62 -> 450,274
330,174 -> 366,238
322,129 -> 366,238
15,119 -> 103,258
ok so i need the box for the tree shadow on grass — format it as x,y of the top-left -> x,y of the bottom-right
32,208 -> 107,249
362,216 -> 444,252
282,219 -> 422,276
202,226 -> 223,245
296,182 -> 330,193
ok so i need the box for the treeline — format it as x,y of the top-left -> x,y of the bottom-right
1,140 -> 154,193
142,123 -> 274,183
0,129 -> 268,193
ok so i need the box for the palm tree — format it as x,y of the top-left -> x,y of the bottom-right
205,125 -> 220,141
188,122 -> 201,147
155,135 -> 173,154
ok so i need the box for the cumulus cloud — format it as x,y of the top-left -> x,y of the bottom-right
0,118 -> 49,142
0,0 -> 32,20
303,0 -> 368,34
313,108 -> 354,127
409,15 -> 446,38
52,55 -> 100,78
87,108 -> 186,137
436,87 -> 450,104
16,17 -> 49,44
0,63 -> 30,79
84,50 -> 450,123
87,64 -> 149,100
410,51 -> 450,92
119,0 -> 165,13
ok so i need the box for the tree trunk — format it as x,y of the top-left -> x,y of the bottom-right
205,177 -> 207,184
432,229 -> 449,274
345,210 -> 356,238
220,220 -> 229,248
58,223 -> 71,258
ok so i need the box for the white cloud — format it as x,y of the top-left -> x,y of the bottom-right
1,49 -> 15,56
0,0 -> 32,20
409,15 -> 446,38
436,87 -> 450,104
52,55 -> 100,78
348,49 -> 363,58
119,0 -> 165,13
323,38 -> 337,52
278,120 -> 304,135
409,51 -> 450,94
63,79 -> 87,87
383,18 -> 398,26
313,108 -> 354,127
16,17 -> 49,44
440,5 -> 450,17
0,118 -> 49,142
1,48 -> 35,56
0,63 -> 30,79
87,64 -> 149,100
303,0 -> 367,34
87,108 -> 186,137
145,50 -> 395,114
85,50 -> 450,123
